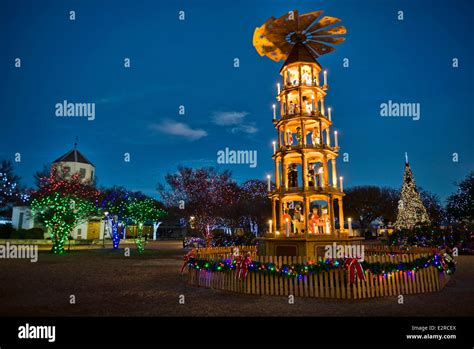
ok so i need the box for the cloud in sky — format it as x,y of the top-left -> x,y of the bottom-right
212,111 -> 249,126
231,124 -> 258,134
150,120 -> 207,141
212,111 -> 257,134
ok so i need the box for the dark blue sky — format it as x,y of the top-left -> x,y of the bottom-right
1,0 -> 472,201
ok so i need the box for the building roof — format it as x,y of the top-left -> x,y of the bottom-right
280,43 -> 322,72
53,149 -> 94,166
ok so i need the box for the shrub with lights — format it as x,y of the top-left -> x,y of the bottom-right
31,168 -> 99,254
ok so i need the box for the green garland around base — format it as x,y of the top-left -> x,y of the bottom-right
187,253 -> 455,279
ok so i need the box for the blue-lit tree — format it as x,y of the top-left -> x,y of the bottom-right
98,186 -> 131,249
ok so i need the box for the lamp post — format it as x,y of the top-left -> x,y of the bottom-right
102,211 -> 109,248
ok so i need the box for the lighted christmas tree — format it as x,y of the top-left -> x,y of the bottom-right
394,155 -> 430,230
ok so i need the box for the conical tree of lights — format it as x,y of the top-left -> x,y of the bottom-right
394,160 -> 431,230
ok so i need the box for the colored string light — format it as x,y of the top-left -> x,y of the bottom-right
186,253 -> 455,278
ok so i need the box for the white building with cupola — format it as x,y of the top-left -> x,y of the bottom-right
52,147 -> 95,184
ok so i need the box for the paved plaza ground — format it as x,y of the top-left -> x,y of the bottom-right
0,241 -> 473,316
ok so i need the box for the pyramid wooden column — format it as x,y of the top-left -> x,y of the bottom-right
253,10 -> 364,257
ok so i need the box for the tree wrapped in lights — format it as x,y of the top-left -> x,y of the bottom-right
394,161 -> 430,230
237,179 -> 272,235
126,197 -> 166,253
447,172 -> 473,226
0,160 -> 28,213
98,186 -> 140,249
31,168 -> 99,254
446,172 -> 473,250
158,167 -> 238,245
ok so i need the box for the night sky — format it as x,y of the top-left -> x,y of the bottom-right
1,0 -> 472,201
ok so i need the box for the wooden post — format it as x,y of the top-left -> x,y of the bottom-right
302,154 -> 308,190
277,200 -> 283,233
272,198 -> 277,232
338,197 -> 344,233
304,196 -> 310,239
277,126 -> 281,148
331,159 -> 337,187
275,157 -> 280,188
323,155 -> 329,187
329,194 -> 335,236
319,120 -> 323,145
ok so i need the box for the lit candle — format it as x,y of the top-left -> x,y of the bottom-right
339,176 -> 343,191
348,218 -> 353,236
268,219 -> 272,235
328,107 -> 332,121
319,169 -> 324,187
276,230 -> 280,236
277,83 -> 281,94
267,174 -> 271,191
323,70 -> 327,86
272,104 -> 276,119
285,218 -> 289,237
334,130 -> 338,147
312,223 -> 316,235
272,140 -> 276,154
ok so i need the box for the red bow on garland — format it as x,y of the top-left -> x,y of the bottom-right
345,258 -> 366,284
235,254 -> 252,279
181,249 -> 196,274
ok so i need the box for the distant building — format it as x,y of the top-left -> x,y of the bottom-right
52,147 -> 95,184
11,206 -> 34,230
